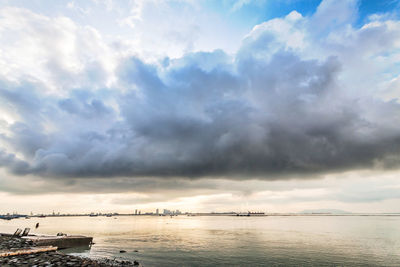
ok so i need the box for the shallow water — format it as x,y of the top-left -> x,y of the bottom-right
1,215 -> 400,266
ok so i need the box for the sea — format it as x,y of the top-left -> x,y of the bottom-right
1,215 -> 400,266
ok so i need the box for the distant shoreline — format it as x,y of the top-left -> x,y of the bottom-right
3,213 -> 400,219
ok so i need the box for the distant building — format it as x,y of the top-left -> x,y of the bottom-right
135,209 -> 138,215
163,209 -> 171,215
156,209 -> 159,215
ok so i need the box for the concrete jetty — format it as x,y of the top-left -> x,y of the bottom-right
22,235 -> 93,249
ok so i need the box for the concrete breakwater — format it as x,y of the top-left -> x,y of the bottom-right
24,234 -> 93,249
0,236 -> 139,266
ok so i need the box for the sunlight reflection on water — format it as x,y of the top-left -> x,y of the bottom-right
1,215 -> 400,266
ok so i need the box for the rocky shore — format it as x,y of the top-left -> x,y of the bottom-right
0,236 -> 140,266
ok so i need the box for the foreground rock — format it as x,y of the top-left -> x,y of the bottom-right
0,251 -> 137,266
0,236 -> 35,250
0,236 -> 139,266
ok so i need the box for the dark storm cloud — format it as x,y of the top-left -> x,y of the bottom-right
1,51 -> 400,180
1,2 -> 400,181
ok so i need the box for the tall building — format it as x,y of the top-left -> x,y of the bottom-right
163,209 -> 171,215
156,209 -> 159,215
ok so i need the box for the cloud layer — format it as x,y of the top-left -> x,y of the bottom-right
1,0 -> 400,183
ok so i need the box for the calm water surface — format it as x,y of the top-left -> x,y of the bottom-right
1,215 -> 400,266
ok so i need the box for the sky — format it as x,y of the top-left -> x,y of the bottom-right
1,0 -> 400,214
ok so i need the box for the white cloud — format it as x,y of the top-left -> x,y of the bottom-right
231,0 -> 267,12
0,7 -> 117,94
